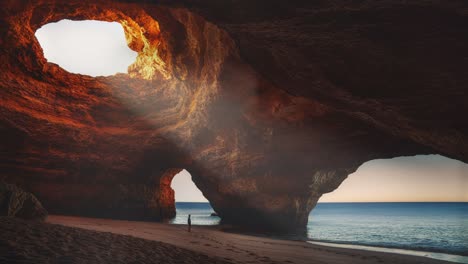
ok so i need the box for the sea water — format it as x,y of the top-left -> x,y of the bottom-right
171,202 -> 468,257
170,202 -> 221,226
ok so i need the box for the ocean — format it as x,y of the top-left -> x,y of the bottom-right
170,202 -> 468,259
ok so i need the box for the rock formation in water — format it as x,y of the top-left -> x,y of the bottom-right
0,0 -> 467,230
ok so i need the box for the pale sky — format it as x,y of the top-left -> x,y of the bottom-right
34,21 -> 468,203
35,19 -> 137,76
320,155 -> 468,202
171,170 -> 208,202
172,155 -> 468,203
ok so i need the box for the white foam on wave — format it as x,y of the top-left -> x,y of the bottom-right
308,241 -> 468,264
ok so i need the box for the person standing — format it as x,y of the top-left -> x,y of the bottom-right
188,214 -> 192,232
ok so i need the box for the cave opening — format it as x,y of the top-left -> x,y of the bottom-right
169,169 -> 220,225
34,19 -> 138,77
307,154 -> 468,251
318,154 -> 468,203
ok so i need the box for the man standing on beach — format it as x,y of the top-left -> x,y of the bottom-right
188,214 -> 192,232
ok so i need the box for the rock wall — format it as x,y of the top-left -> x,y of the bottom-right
0,0 -> 466,230
0,182 -> 48,221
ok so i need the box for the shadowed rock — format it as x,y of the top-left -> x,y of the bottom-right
0,182 -> 47,221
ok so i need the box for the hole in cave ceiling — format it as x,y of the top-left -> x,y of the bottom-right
35,19 -> 137,77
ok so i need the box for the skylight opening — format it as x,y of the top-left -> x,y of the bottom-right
35,19 -> 137,77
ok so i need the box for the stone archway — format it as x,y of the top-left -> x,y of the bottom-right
0,0 -> 467,231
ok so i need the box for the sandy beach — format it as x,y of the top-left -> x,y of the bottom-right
0,215 -> 460,264
29,215 -> 459,264
0,217 -> 230,264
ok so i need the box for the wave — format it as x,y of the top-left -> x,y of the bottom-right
308,240 -> 468,264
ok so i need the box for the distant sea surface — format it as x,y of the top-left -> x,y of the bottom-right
171,202 -> 468,256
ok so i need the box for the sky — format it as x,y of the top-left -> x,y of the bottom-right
171,170 -> 207,202
35,20 -> 468,203
319,155 -> 468,202
35,19 -> 137,76
172,155 -> 468,203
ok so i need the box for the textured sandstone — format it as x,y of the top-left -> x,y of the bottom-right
0,0 -> 466,230
0,182 -> 48,220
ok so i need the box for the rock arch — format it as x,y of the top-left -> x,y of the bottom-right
0,0 -> 467,230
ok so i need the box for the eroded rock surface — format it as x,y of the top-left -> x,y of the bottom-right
0,182 -> 47,221
0,0 -> 467,230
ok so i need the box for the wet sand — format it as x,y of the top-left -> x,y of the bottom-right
40,215 -> 456,264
